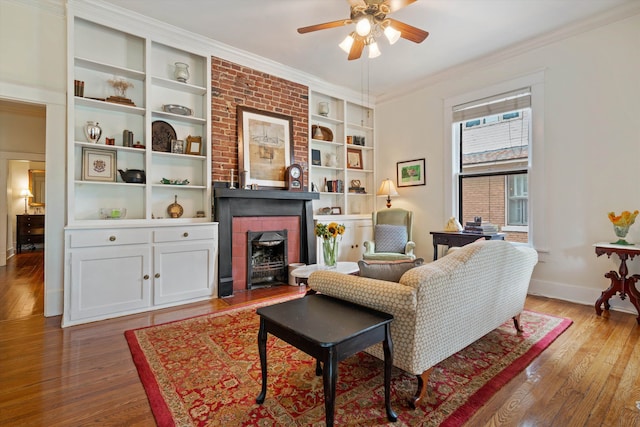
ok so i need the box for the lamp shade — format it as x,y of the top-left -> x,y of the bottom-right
355,17 -> 371,37
339,33 -> 355,53
377,179 -> 398,197
384,25 -> 401,45
20,189 -> 33,198
368,41 -> 381,58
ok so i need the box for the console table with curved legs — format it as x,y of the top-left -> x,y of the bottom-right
594,243 -> 640,324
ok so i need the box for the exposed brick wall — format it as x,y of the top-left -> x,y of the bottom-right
461,175 -> 528,242
210,57 -> 309,185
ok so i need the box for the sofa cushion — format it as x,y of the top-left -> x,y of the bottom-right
375,224 -> 408,253
358,258 -> 424,282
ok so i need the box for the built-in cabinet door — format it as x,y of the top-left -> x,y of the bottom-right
69,245 -> 151,321
153,241 -> 215,305
338,219 -> 372,262
315,219 -> 373,264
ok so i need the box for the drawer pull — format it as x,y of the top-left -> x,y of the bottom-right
109,236 -> 116,242
183,232 -> 189,238
155,273 -> 160,278
143,275 -> 149,280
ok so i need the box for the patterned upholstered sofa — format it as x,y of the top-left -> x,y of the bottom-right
308,239 -> 538,407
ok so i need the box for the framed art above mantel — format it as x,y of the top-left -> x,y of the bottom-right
237,106 -> 294,189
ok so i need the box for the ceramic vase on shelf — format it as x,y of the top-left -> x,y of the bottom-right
322,238 -> 338,268
84,121 -> 102,143
318,101 -> 329,117
174,62 -> 190,83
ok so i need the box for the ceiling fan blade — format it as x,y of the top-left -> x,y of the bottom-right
348,37 -> 365,60
384,0 -> 417,13
387,18 -> 429,43
297,19 -> 350,34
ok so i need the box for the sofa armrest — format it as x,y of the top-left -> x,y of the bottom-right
308,270 -> 417,315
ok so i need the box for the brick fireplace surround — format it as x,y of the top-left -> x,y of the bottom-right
214,188 -> 319,297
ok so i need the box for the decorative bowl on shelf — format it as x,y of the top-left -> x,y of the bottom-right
99,208 -> 127,220
160,178 -> 190,185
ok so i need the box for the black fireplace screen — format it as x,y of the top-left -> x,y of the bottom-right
247,229 -> 288,288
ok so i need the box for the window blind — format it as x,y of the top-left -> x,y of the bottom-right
452,87 -> 531,122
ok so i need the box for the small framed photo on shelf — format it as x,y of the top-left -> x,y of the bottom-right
397,158 -> 426,187
171,139 -> 184,154
186,135 -> 202,155
347,148 -> 363,169
331,206 -> 342,215
311,149 -> 321,166
82,147 -> 116,182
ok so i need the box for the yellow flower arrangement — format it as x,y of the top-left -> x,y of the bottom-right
315,222 -> 345,267
315,222 -> 346,239
607,210 -> 639,227
608,210 -> 639,245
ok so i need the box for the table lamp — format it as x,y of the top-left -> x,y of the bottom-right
377,179 -> 399,208
20,189 -> 33,214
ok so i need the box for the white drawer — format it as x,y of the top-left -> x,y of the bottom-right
69,229 -> 151,248
153,225 -> 217,243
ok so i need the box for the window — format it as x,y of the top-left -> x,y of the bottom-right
507,174 -> 528,226
453,88 -> 531,243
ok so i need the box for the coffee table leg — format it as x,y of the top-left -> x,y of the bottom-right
383,323 -> 398,422
322,349 -> 338,427
256,318 -> 268,404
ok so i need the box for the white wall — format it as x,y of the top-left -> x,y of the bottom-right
0,0 -> 67,316
376,12 -> 640,312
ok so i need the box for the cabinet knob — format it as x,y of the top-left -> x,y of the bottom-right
183,232 -> 189,238
143,275 -> 149,280
109,236 -> 116,241
155,273 -> 160,278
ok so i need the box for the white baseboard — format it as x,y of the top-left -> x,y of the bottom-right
529,278 -> 637,315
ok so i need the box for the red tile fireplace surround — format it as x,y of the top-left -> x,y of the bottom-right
214,188 -> 320,297
233,216 -> 300,291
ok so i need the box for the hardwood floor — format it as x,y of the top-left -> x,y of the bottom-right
0,250 -> 44,321
1,253 -> 639,426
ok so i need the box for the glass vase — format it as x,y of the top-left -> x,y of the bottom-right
322,238 -> 338,268
174,62 -> 190,83
612,225 -> 632,245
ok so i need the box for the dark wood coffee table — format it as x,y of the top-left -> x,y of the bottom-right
256,294 -> 397,426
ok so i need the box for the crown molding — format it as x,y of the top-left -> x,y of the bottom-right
377,1 -> 640,104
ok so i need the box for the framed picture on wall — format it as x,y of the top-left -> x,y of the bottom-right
237,106 -> 294,188
397,158 -> 426,187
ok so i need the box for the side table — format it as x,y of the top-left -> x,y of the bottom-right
430,231 -> 506,260
594,243 -> 640,324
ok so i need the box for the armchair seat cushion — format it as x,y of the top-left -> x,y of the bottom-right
374,224 -> 408,253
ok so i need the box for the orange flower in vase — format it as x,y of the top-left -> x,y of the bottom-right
608,210 -> 639,245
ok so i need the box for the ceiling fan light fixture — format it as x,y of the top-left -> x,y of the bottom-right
384,24 -> 401,45
339,33 -> 355,53
355,17 -> 371,37
368,41 -> 381,58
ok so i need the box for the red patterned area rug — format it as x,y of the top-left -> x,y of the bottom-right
125,296 -> 571,426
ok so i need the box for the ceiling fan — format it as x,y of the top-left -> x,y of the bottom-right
297,0 -> 429,60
